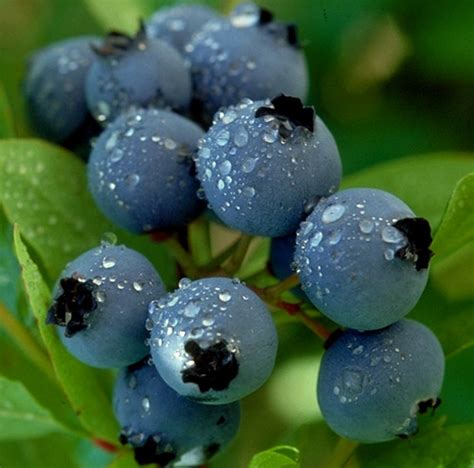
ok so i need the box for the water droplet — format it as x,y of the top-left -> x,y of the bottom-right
102,257 -> 116,269
222,110 -> 237,124
202,314 -> 215,327
328,231 -> 342,245
217,179 -> 225,190
167,296 -> 179,307
105,131 -> 119,151
343,369 -> 365,395
359,219 -> 374,234
219,291 -> 231,302
164,138 -> 177,150
125,174 -> 140,189
233,125 -> 249,147
383,355 -> 391,363
145,318 -> 154,331
183,301 -> 201,318
216,129 -> 230,146
200,147 -> 211,159
384,249 -> 395,261
333,386 -> 340,395
263,127 -> 278,143
242,186 -> 255,198
352,345 -> 364,355
142,397 -> 150,412
310,232 -> 323,247
382,226 -> 405,244
178,278 -> 192,289
300,221 -> 313,236
242,158 -> 257,173
101,232 -> 117,246
128,375 -> 137,389
322,204 -> 346,223
219,160 -> 232,176
95,290 -> 106,303
133,281 -> 144,292
110,148 -> 124,163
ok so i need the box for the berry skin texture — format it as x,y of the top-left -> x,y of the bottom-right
317,319 -> 444,443
24,36 -> 99,142
294,188 -> 432,330
185,6 -> 308,123
85,25 -> 191,125
114,359 -> 240,466
88,108 -> 205,233
196,96 -> 342,237
149,277 -> 278,404
146,4 -> 219,53
46,244 -> 165,368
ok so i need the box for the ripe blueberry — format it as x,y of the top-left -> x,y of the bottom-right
295,188 -> 432,330
149,277 -> 277,404
114,358 -> 240,466
24,36 -> 99,142
85,23 -> 191,125
88,108 -> 205,233
46,243 -> 165,368
147,4 -> 219,53
185,5 -> 308,123
196,95 -> 341,237
317,319 -> 444,442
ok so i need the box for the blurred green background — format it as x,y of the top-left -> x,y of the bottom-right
1,0 -> 473,174
0,0 -> 473,467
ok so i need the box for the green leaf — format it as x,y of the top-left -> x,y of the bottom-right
0,433 -> 79,468
238,237 -> 271,279
0,375 -> 66,440
83,0 -> 158,32
249,445 -> 300,468
13,227 -> 119,443
109,450 -> 138,468
342,152 -> 474,229
354,424 -> 474,467
0,139 -> 111,281
431,173 -> 474,258
0,82 -> 14,138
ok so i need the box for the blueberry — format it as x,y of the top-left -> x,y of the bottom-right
270,233 -> 307,300
46,243 -> 166,368
85,23 -> 191,125
317,319 -> 444,442
24,36 -> 99,142
149,277 -> 277,404
147,4 -> 219,53
196,95 -> 341,237
114,358 -> 240,466
294,188 -> 433,330
88,108 -> 205,233
185,5 -> 308,123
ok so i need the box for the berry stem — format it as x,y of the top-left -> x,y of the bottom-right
224,234 -> 253,274
265,273 -> 300,299
188,217 -> 212,266
323,437 -> 358,468
164,237 -> 201,279
0,301 -> 56,381
201,238 -> 241,272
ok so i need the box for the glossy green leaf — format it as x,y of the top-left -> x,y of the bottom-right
354,424 -> 474,467
0,375 -> 66,440
249,445 -> 300,468
431,173 -> 474,258
0,433 -> 79,468
14,227 -> 119,443
0,209 -> 19,313
0,82 -> 14,138
83,0 -> 160,32
342,152 -> 474,229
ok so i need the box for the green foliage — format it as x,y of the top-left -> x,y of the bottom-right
0,82 -> 14,138
249,445 -> 300,468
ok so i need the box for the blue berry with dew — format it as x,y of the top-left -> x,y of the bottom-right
317,319 -> 444,443
146,4 -> 220,53
85,22 -> 191,125
196,95 -> 342,237
114,358 -> 240,466
46,243 -> 166,368
24,36 -> 99,142
294,188 -> 433,330
270,233 -> 307,300
149,277 -> 277,404
88,108 -> 205,233
184,3 -> 309,124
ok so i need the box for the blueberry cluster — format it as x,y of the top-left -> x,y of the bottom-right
26,1 -> 445,464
